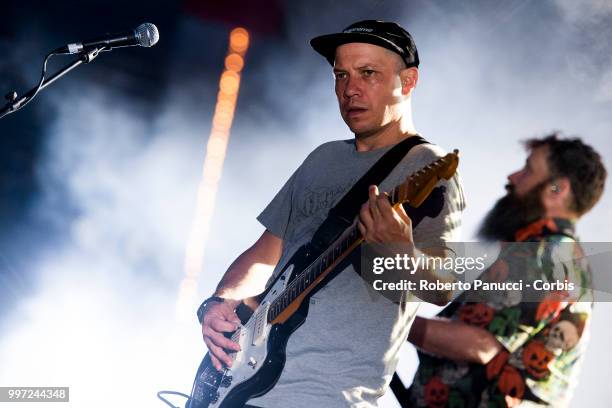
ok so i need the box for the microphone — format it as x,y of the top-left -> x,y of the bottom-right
53,23 -> 159,54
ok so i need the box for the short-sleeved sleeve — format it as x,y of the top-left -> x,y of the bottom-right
256,167 -> 300,240
388,144 -> 465,249
406,171 -> 465,247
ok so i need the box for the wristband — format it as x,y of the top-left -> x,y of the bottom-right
196,295 -> 226,324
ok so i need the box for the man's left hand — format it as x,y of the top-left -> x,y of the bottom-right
358,185 -> 414,244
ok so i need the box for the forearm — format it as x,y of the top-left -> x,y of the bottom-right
214,255 -> 273,306
409,316 -> 503,364
214,230 -> 282,307
410,246 -> 456,305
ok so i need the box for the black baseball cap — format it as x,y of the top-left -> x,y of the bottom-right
310,20 -> 419,68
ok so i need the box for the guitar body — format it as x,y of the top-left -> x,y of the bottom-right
187,247 -> 314,408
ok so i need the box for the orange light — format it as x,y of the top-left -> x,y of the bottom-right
216,99 -> 235,113
177,26 -> 251,322
225,53 -> 244,72
212,113 -> 234,130
217,90 -> 237,104
219,71 -> 240,94
229,28 -> 249,54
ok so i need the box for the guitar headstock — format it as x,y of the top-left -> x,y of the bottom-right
394,149 -> 460,208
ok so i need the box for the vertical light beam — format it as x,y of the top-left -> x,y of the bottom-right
176,27 -> 250,321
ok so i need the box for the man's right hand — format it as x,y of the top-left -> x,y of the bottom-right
201,299 -> 242,371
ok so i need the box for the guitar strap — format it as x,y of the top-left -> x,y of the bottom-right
309,135 -> 428,253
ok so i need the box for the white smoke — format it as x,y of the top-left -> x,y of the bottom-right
554,0 -> 612,24
0,83 -> 207,406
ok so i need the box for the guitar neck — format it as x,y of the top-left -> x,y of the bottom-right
265,183 -> 410,323
266,150 -> 459,324
266,220 -> 362,323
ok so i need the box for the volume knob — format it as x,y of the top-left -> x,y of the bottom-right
248,357 -> 257,368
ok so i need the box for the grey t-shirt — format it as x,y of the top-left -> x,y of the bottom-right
249,138 -> 465,408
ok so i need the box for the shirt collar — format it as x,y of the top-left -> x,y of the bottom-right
514,217 -> 576,242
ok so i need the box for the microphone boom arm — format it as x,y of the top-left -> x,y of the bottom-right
0,46 -> 106,120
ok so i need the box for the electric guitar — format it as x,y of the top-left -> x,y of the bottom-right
186,150 -> 460,408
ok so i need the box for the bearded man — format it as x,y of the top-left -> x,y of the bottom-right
404,134 -> 606,407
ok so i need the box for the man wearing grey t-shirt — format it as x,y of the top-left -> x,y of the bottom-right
197,20 -> 465,407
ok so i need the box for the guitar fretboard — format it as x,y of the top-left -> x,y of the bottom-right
265,152 -> 456,323
266,182 -> 409,323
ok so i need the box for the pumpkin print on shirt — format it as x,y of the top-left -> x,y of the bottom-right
406,218 -> 592,407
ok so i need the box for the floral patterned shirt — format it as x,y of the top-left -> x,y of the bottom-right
407,218 -> 593,408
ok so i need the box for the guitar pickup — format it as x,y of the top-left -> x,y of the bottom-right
251,302 -> 270,347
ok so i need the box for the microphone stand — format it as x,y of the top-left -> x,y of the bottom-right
0,46 -> 106,120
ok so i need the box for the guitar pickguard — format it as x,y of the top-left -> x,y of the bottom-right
188,264 -> 296,408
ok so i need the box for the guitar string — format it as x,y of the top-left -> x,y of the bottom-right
267,181 -> 407,320
266,155 -> 450,321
